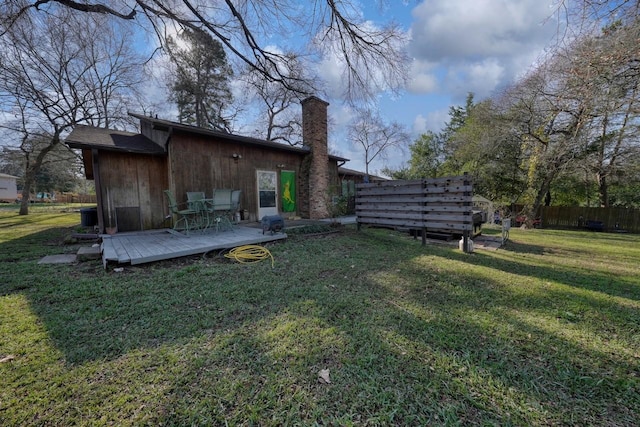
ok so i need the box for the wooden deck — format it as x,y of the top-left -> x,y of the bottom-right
100,226 -> 287,266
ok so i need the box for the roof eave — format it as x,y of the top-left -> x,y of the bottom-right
129,112 -> 349,161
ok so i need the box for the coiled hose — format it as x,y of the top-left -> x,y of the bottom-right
223,245 -> 274,268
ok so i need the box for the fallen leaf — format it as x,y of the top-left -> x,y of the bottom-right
0,355 -> 16,363
318,368 -> 331,384
113,267 -> 124,273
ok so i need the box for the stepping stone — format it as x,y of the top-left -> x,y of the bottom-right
77,246 -> 101,261
38,254 -> 77,264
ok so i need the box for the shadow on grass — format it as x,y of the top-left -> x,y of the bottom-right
150,231 -> 639,425
465,244 -> 640,302
2,226 -> 638,425
501,240 -> 546,255
0,226 -> 78,265
356,280 -> 639,425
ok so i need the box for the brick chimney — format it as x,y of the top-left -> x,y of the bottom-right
301,96 -> 330,219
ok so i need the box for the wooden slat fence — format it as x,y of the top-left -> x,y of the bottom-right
56,193 -> 97,204
541,206 -> 640,233
356,175 -> 473,248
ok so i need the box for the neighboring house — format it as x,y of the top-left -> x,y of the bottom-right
65,96 -> 349,233
0,173 -> 18,202
338,166 -> 387,195
338,167 -> 388,215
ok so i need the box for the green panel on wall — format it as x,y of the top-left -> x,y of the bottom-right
281,171 -> 296,212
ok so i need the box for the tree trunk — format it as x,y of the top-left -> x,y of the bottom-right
19,185 -> 32,215
19,166 -> 40,215
597,172 -> 609,208
18,132 -> 61,215
524,169 -> 556,228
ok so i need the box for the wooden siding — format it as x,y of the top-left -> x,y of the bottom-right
91,129 -> 341,232
168,131 -> 336,221
356,176 -> 474,233
81,148 -> 94,179
140,120 -> 170,150
98,151 -> 168,232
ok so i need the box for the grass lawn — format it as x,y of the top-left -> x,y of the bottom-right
1,209 -> 638,426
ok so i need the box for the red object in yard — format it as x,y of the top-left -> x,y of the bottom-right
515,216 -> 541,227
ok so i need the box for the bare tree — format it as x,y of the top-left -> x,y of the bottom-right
576,22 -> 640,207
348,109 -> 410,179
497,55 -> 594,226
438,16 -> 640,215
1,0 -> 409,105
556,0 -> 640,28
81,13 -> 147,129
240,53 -> 316,145
0,8 -> 146,214
528,19 -> 640,208
498,19 -> 638,216
1,141 -> 83,194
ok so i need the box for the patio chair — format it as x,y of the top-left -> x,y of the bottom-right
210,189 -> 234,231
186,191 -> 205,210
186,191 -> 209,229
164,190 -> 198,233
231,190 -> 242,222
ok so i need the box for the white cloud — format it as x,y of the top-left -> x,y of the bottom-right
314,19 -> 410,101
413,109 -> 450,134
330,104 -> 355,130
407,0 -> 558,98
410,0 -> 555,60
407,59 -> 439,93
413,114 -> 428,134
408,73 -> 438,93
316,54 -> 348,100
445,58 -> 505,99
326,105 -> 355,160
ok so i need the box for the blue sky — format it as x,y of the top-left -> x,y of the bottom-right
321,0 -> 560,175
144,0 -> 562,176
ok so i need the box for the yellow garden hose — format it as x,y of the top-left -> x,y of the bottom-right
224,245 -> 274,268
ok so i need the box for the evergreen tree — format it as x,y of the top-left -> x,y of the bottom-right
166,28 -> 233,131
406,131 -> 444,178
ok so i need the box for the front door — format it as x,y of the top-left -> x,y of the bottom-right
257,170 -> 278,219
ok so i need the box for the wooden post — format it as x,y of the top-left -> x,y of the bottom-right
463,172 -> 471,253
92,149 -> 105,233
462,229 -> 469,253
421,179 -> 427,246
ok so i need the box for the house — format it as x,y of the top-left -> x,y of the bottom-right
0,173 -> 18,202
65,96 -> 349,233
338,166 -> 387,193
337,167 -> 388,214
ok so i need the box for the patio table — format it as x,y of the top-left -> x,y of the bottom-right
199,198 -> 234,232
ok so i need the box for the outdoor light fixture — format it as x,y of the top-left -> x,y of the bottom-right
232,153 -> 242,159
276,164 -> 286,168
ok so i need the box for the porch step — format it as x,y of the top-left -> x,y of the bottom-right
77,245 -> 101,261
